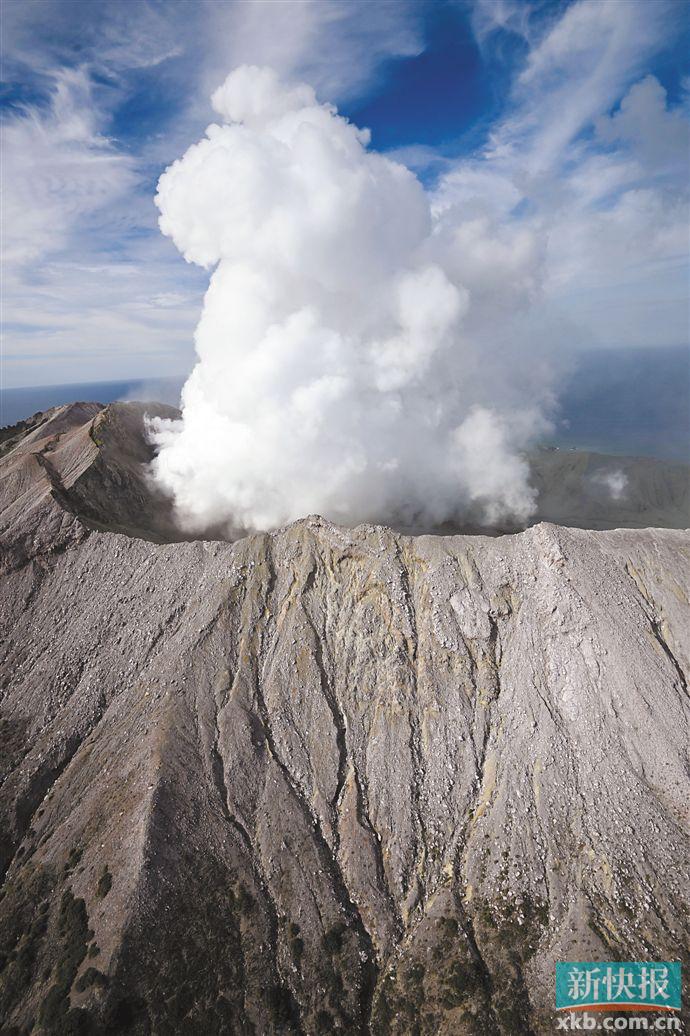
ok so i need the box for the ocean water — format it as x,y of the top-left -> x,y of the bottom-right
0,376 -> 184,428
2,345 -> 688,461
549,344 -> 690,462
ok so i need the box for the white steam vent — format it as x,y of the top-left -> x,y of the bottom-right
148,65 -> 553,533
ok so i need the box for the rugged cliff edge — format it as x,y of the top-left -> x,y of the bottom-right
1,403 -> 689,1035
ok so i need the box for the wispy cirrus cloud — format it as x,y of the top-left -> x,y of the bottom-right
1,66 -> 137,268
434,0 -> 689,354
1,0 -> 424,387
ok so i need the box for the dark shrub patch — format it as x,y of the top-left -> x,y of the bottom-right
74,967 -> 108,994
267,982 -> 298,1026
38,890 -> 90,1029
324,921 -> 346,954
96,866 -> 112,900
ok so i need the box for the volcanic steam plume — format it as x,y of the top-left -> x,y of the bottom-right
149,66 -> 553,533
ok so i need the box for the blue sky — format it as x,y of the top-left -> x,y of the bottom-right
1,0 -> 689,389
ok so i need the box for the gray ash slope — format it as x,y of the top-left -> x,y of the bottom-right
0,402 -> 689,1036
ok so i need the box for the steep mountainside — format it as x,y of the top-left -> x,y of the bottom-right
0,402 -> 183,571
0,403 -> 689,1035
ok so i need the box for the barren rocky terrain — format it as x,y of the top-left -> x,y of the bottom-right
1,402 -> 688,1035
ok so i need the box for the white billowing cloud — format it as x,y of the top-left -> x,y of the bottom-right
210,65 -> 318,126
149,65 -> 553,533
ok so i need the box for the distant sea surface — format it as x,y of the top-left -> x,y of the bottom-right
2,345 -> 688,461
548,344 -> 689,462
0,376 -> 185,428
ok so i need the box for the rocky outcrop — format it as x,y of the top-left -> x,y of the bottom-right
0,404 -> 688,1035
0,401 -> 183,572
